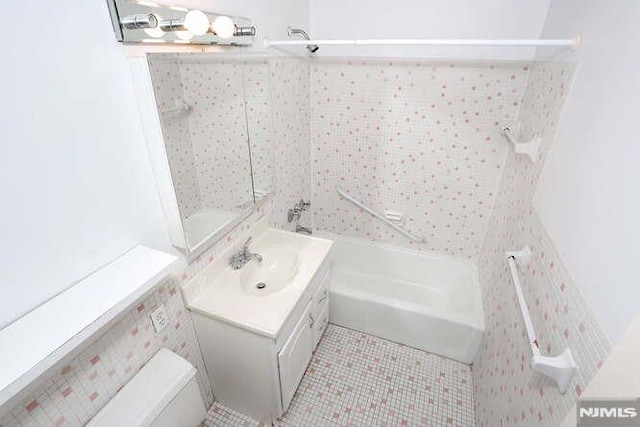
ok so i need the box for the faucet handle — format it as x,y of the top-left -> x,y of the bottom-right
299,199 -> 311,210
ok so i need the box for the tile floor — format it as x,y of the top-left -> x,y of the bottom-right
203,324 -> 475,427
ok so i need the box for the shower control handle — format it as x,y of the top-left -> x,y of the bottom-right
298,199 -> 311,210
287,199 -> 311,223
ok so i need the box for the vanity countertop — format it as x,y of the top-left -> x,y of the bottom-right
183,226 -> 333,339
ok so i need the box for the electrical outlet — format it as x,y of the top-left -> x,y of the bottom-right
150,305 -> 169,333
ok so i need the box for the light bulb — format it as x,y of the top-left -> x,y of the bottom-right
211,16 -> 235,39
144,14 -> 163,38
176,30 -> 194,40
184,10 -> 209,36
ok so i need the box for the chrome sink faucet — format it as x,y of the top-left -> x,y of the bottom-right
229,237 -> 263,270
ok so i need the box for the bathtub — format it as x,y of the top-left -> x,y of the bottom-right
317,232 -> 484,364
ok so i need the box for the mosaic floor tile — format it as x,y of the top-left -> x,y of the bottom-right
202,402 -> 259,427
203,324 -> 475,426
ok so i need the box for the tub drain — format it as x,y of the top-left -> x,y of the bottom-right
256,282 -> 267,290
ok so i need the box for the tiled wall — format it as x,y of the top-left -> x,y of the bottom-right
310,59 -> 529,258
268,58 -> 312,230
180,57 -> 255,212
148,57 -> 202,218
148,55 -> 311,228
166,55 -> 313,230
472,62 -> 612,426
244,59 -> 275,199
0,278 -> 213,427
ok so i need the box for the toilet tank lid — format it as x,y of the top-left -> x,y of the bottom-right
87,348 -> 198,427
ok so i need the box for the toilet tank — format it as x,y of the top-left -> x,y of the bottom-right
88,348 -> 207,427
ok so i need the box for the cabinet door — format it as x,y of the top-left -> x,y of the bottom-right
313,301 -> 329,348
278,303 -> 313,411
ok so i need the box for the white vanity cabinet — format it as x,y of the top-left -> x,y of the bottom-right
277,302 -> 313,410
189,255 -> 331,422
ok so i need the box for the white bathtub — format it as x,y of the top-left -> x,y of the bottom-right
318,232 -> 484,364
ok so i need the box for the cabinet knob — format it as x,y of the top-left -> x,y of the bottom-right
309,312 -> 315,329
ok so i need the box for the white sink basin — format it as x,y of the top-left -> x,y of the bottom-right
239,249 -> 299,295
183,222 -> 333,338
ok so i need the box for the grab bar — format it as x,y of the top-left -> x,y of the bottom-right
336,187 -> 426,243
506,247 -> 576,394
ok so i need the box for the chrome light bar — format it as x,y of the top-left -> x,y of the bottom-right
106,0 -> 256,46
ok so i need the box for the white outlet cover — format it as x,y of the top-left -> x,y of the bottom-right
150,305 -> 169,333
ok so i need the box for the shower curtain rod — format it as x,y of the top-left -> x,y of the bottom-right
265,35 -> 581,50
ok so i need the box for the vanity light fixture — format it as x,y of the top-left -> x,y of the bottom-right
235,26 -> 257,37
107,0 -> 256,45
137,1 -> 160,7
211,15 -> 235,39
183,10 -> 210,36
159,18 -> 186,32
144,14 -> 164,38
175,30 -> 194,41
120,13 -> 158,30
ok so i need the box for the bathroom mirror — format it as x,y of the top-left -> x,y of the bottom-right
147,53 -> 275,254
